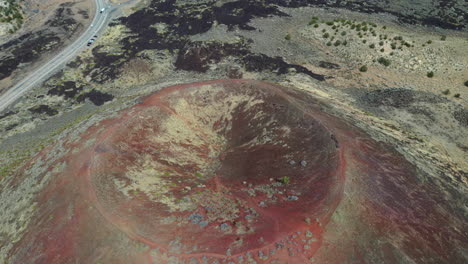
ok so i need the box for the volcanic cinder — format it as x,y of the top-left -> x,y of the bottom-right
6,80 -> 466,263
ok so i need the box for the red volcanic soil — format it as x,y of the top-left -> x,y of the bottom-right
6,80 -> 467,263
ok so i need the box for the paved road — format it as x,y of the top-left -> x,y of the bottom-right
0,0 -> 119,113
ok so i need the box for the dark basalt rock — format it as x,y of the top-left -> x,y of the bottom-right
453,108 -> 468,127
266,0 -> 467,30
0,2 -> 80,81
48,81 -> 82,99
319,61 -> 340,69
175,41 -> 325,81
0,111 -> 16,120
28,105 -> 59,116
76,89 -> 113,106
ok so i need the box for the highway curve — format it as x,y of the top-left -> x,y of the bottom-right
0,0 -> 115,113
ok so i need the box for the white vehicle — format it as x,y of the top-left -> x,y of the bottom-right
100,8 -> 105,13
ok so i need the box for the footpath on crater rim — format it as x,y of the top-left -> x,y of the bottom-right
6,80 -> 466,263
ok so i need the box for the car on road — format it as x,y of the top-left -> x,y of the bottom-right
100,8 -> 105,13
87,37 -> 96,47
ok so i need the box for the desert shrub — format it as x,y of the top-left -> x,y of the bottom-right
362,39 -> 367,44
314,24 -> 319,28
369,43 -> 375,48
377,57 -> 391,66
440,35 -> 446,41
359,65 -> 368,72
279,176 -> 290,184
326,41 -> 332,46
342,40 -> 348,46
334,40 -> 342,46
380,48 -> 384,52
285,34 -> 291,40
454,93 -> 460,98
323,33 -> 329,38
465,81 -> 468,87
427,71 -> 434,78
427,40 -> 432,44
341,31 -> 346,36
379,41 -> 384,46
442,89 -> 450,95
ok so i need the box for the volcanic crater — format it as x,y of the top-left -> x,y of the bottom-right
89,80 -> 342,262
8,80 -> 466,264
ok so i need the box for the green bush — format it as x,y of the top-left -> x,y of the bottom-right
362,39 -> 367,43
440,35 -> 447,41
322,29 -> 327,33
442,89 -> 450,95
285,34 -> 291,40
342,40 -> 348,46
279,176 -> 290,185
427,40 -> 432,44
427,71 -> 434,78
323,33 -> 329,38
465,81 -> 468,87
359,65 -> 368,72
454,93 -> 460,98
314,24 -> 319,28
326,41 -> 332,46
326,21 -> 334,26
341,31 -> 346,36
377,57 -> 391,66
369,43 -> 375,48
380,48 -> 385,52
379,41 -> 384,46
334,40 -> 342,46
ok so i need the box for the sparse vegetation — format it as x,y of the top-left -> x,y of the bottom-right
285,34 -> 291,40
440,35 -> 446,41
464,81 -> 468,87
0,0 -> 24,33
442,89 -> 450,95
454,93 -> 460,98
427,71 -> 434,78
369,43 -> 375,48
359,65 -> 368,72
